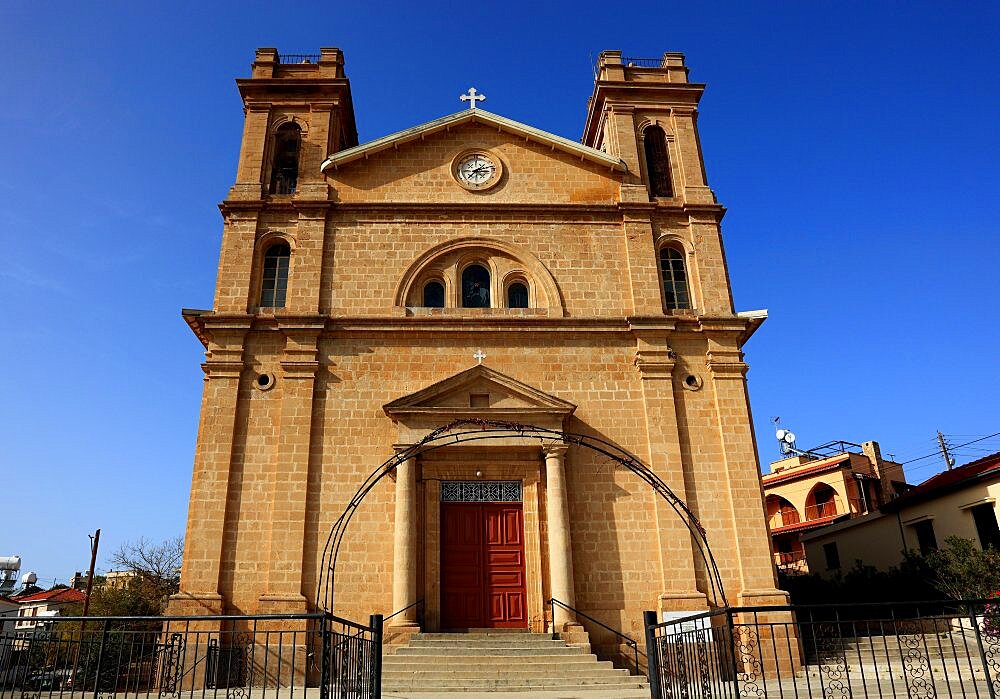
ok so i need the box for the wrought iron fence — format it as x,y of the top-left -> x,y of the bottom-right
0,611 -> 383,698
622,57 -> 668,68
645,599 -> 1000,697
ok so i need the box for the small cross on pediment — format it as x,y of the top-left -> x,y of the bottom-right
460,87 -> 486,110
473,349 -> 487,365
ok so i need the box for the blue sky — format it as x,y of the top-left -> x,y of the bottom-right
2,1 -> 998,585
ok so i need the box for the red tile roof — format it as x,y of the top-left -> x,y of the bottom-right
14,588 -> 86,604
762,454 -> 850,486
884,451 -> 1000,511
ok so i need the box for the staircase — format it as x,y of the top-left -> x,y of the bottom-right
382,629 -> 649,694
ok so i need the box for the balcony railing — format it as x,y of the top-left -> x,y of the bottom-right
621,57 -> 667,68
773,551 -> 808,574
278,53 -> 320,64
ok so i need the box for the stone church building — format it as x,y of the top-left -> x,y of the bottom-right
169,47 -> 787,638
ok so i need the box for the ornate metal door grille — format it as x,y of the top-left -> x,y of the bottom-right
441,480 -> 522,502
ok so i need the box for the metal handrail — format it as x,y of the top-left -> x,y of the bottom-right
383,598 -> 424,627
549,598 -> 642,676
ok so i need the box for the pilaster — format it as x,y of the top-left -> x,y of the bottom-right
621,209 -> 664,315
232,104 -> 271,198
171,320 -> 251,613
213,210 -> 260,314
633,331 -> 707,612
285,208 -> 326,314
705,332 -> 781,594
669,107 -> 715,206
259,322 -> 322,614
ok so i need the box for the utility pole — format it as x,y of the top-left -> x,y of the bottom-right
937,431 -> 956,471
81,529 -> 100,619
71,528 -> 100,690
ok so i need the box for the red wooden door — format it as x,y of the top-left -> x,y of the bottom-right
441,503 -> 527,629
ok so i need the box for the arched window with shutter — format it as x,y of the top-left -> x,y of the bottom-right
423,280 -> 445,308
461,264 -> 491,308
507,282 -> 529,309
260,243 -> 290,308
658,246 -> 690,311
269,123 -> 301,195
643,125 -> 673,198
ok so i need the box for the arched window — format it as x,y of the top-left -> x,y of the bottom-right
507,282 -> 528,309
423,280 -> 445,308
260,243 -> 290,308
461,265 -> 491,308
643,125 -> 673,198
269,123 -> 301,195
658,246 -> 690,311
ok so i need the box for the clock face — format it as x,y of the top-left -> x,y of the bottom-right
454,152 -> 501,190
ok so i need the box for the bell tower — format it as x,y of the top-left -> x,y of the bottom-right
228,47 -> 357,202
583,50 -> 715,207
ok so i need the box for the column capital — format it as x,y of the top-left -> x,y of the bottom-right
542,444 -> 569,459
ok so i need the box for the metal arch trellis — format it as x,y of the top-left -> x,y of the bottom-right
316,418 -> 729,613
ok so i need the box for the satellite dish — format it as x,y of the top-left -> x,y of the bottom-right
784,432 -> 797,444
775,429 -> 787,441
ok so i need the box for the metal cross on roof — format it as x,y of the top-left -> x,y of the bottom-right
460,87 -> 486,110
473,349 -> 487,364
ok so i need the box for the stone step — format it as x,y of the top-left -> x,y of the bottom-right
408,637 -> 568,648
415,632 -> 551,640
385,653 -> 601,666
394,645 -> 590,656
382,682 -> 650,694
382,675 -> 648,690
383,663 -> 622,677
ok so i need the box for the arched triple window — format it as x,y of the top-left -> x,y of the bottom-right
260,243 -> 290,308
269,123 -> 301,195
643,125 -> 673,198
423,280 -> 445,308
507,282 -> 529,309
462,265 -> 491,308
658,246 -> 691,311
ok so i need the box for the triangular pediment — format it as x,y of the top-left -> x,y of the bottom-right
321,109 -> 626,173
383,365 -> 576,419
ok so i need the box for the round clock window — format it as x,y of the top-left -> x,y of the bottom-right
453,151 -> 502,191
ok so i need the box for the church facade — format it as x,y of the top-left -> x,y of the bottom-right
170,47 -> 786,639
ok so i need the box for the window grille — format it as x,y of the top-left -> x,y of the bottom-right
658,247 -> 691,311
441,481 -> 522,502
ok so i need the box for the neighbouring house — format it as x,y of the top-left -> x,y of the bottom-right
801,451 -> 1000,576
762,440 -> 909,575
11,588 -> 86,630
0,597 -> 17,636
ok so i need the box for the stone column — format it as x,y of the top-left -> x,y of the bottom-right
391,451 -> 419,626
544,445 -> 577,629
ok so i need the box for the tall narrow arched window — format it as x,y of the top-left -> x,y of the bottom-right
507,282 -> 528,309
643,125 -> 673,198
423,280 -> 445,308
461,265 -> 491,308
260,243 -> 290,308
269,123 -> 301,195
658,246 -> 691,311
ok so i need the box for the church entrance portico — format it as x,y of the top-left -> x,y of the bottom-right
382,365 -> 579,633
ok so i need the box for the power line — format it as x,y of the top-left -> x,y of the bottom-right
900,432 -> 1000,465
